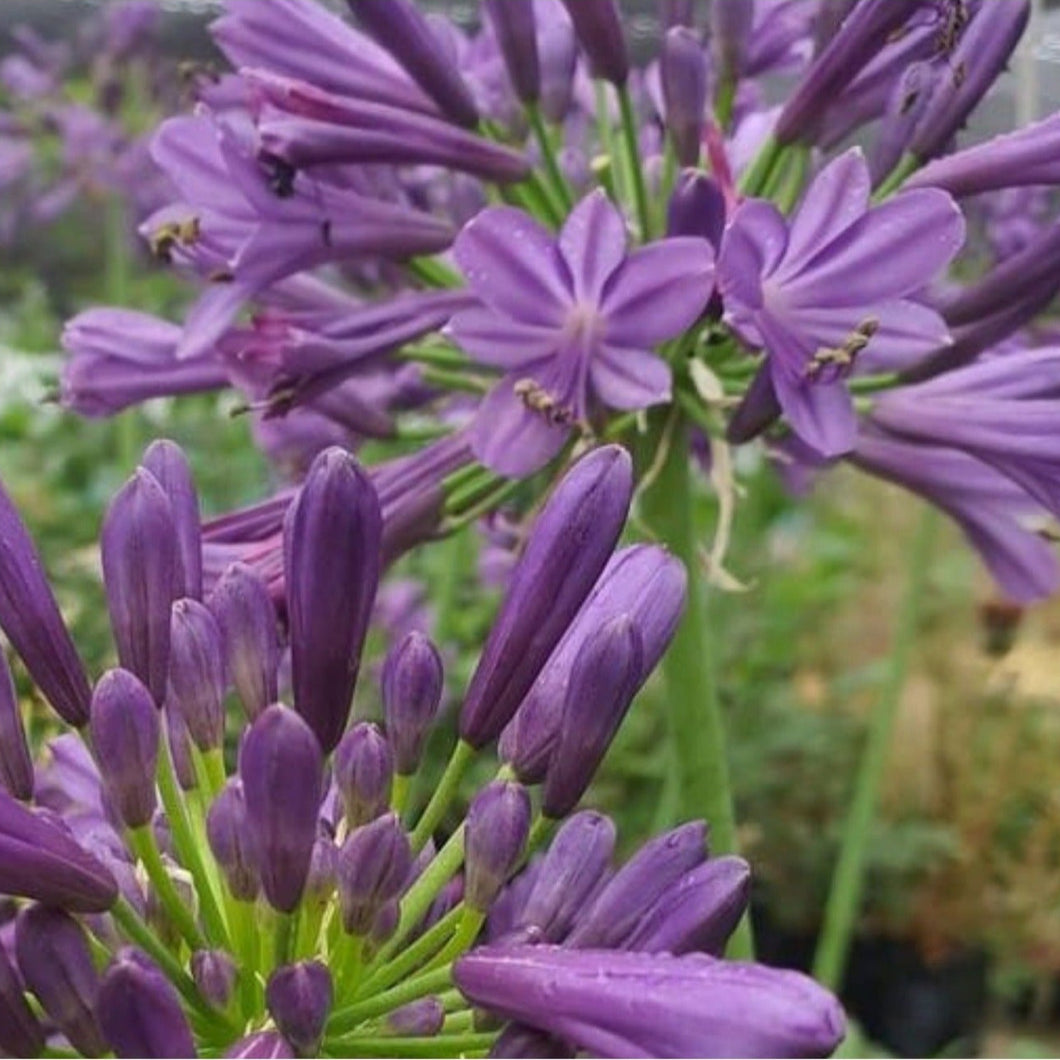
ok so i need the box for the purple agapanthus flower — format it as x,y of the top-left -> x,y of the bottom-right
449,190 -> 715,475
718,148 -> 964,457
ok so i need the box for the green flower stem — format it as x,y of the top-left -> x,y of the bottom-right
406,256 -> 461,288
419,366 -> 489,394
432,525 -> 472,644
360,903 -> 464,996
392,773 -> 412,820
397,344 -> 472,370
774,145 -> 811,215
595,82 -> 623,205
638,411 -> 752,960
872,151 -> 920,201
440,479 -> 524,535
848,372 -> 900,394
328,964 -> 454,1035
738,134 -> 783,197
127,825 -> 209,951
109,895 -> 216,1020
408,740 -> 475,853
526,101 -> 573,213
156,740 -> 232,950
424,907 -> 485,971
445,468 -> 504,515
812,507 -> 937,991
386,824 -> 466,964
714,76 -> 737,131
616,84 -> 652,240
230,898 -> 259,1018
327,1032 -> 494,1057
273,909 -> 298,972
441,1009 -> 476,1033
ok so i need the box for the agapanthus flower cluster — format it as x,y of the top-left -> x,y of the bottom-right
54,0 -> 1060,610
0,2 -> 182,245
0,440 -> 843,1057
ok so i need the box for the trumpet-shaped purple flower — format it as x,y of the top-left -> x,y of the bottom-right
450,190 -> 715,475
718,149 -> 964,456
455,945 -> 845,1058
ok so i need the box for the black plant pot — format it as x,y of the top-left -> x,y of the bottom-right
751,904 -> 990,1058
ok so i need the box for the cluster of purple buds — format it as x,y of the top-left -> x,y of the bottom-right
0,440 -> 842,1057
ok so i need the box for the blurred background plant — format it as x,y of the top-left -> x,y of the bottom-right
8,2 -> 1060,1057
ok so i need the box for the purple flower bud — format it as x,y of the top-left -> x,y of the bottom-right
558,0 -> 628,85
0,943 -> 44,1057
661,27 -> 708,167
542,616 -> 642,819
625,855 -> 751,956
266,961 -> 333,1056
382,631 -> 443,774
465,781 -> 532,912
454,945 -> 846,1058
519,811 -> 615,941
775,0 -> 924,145
910,0 -> 1030,162
193,949 -> 238,1012
169,598 -> 226,752
667,170 -> 727,249
16,905 -> 104,1055
485,0 -> 540,103
539,4 -> 577,123
386,996 -> 445,1037
141,439 -> 203,599
710,0 -> 753,84
208,562 -> 280,721
305,834 -> 338,909
226,1032 -> 295,1058
503,546 -> 685,784
0,649 -> 32,799
97,948 -> 196,1059
165,700 -> 197,791
0,789 -> 118,911
102,469 -> 183,705
460,446 -> 633,749
566,821 -> 707,948
334,722 -> 393,828
492,1023 -> 569,1057
345,0 -> 480,127
370,898 -> 400,948
0,479 -> 90,725
337,811 -> 411,935
241,705 -> 324,913
207,778 -> 260,901
285,447 -> 382,754
90,668 -> 159,829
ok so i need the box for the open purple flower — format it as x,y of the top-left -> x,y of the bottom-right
450,190 -> 715,475
718,148 -> 964,457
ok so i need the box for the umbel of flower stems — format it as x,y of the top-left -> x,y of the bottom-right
0,439 -> 842,1057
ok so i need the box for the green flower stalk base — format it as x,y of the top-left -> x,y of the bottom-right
639,413 -> 753,959
812,507 -> 938,991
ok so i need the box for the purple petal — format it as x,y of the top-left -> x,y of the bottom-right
470,374 -> 571,477
772,367 -> 857,458
783,189 -> 965,305
591,345 -> 672,411
784,149 -> 871,271
558,191 -> 628,303
453,207 -> 570,326
602,238 -> 715,346
447,308 -> 559,367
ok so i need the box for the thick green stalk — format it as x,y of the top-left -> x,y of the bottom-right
360,904 -> 464,994
638,414 -> 751,958
326,1032 -> 495,1057
812,508 -> 938,990
872,151 -> 920,201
